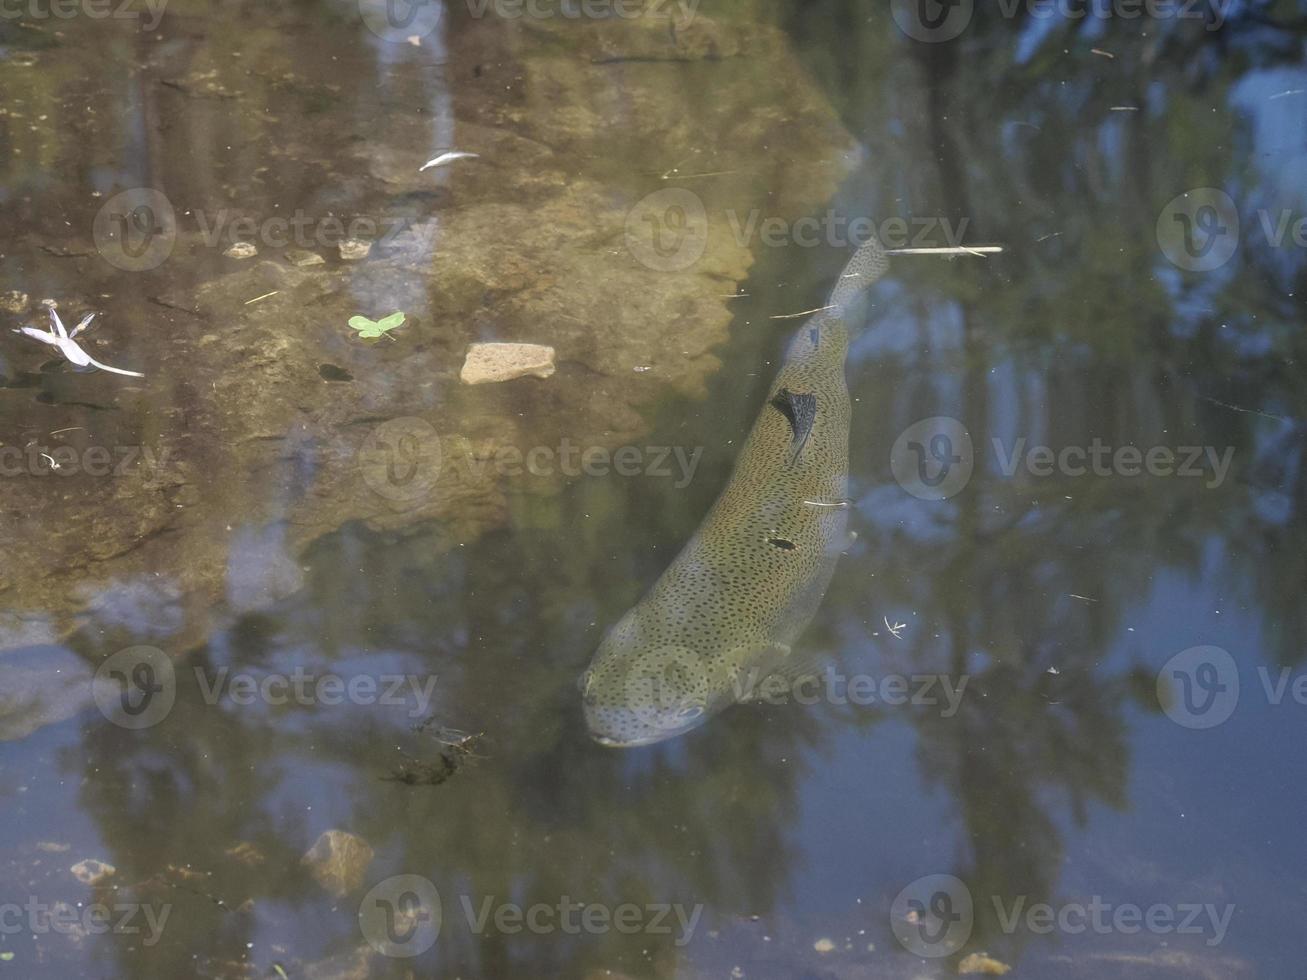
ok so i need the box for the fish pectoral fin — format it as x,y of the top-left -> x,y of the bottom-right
735,644 -> 792,702
737,644 -> 830,701
768,388 -> 817,464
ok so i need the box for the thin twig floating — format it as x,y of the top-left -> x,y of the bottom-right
13,308 -> 143,378
770,304 -> 837,320
244,291 -> 279,306
884,616 -> 906,639
419,151 -> 480,171
1090,48 -> 1115,58
887,245 -> 1004,257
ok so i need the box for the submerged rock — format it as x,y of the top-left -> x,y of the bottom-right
0,649 -> 96,742
460,342 -> 557,384
302,830 -> 375,897
70,858 -> 115,886
224,242 -> 258,259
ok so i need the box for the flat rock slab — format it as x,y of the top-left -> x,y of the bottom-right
460,342 -> 557,384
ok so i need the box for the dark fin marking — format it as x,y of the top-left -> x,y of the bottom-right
768,537 -> 796,550
769,388 -> 817,464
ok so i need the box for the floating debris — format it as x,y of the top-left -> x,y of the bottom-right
419,151 -> 480,171
886,245 -> 1004,256
348,311 -> 405,339
338,238 -> 372,261
70,858 -> 116,886
301,830 -> 375,898
384,724 -> 484,787
958,952 -> 1012,975
13,307 -> 143,378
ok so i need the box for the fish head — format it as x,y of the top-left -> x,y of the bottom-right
580,623 -> 719,747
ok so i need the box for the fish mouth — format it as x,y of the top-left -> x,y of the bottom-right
583,703 -> 708,748
591,732 -> 668,749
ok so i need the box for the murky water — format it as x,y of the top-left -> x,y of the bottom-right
1,1 -> 1304,977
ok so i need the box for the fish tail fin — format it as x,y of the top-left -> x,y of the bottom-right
827,234 -> 889,316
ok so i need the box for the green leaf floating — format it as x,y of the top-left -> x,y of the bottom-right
348,311 -> 406,339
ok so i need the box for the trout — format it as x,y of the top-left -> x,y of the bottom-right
580,236 -> 890,746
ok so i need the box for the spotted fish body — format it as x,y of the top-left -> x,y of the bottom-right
581,237 -> 890,747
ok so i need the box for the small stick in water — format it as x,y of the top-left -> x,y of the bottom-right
886,245 -> 1005,257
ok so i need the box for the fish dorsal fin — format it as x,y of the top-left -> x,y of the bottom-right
769,388 -> 817,464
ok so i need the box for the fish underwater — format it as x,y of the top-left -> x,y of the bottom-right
580,235 -> 890,747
